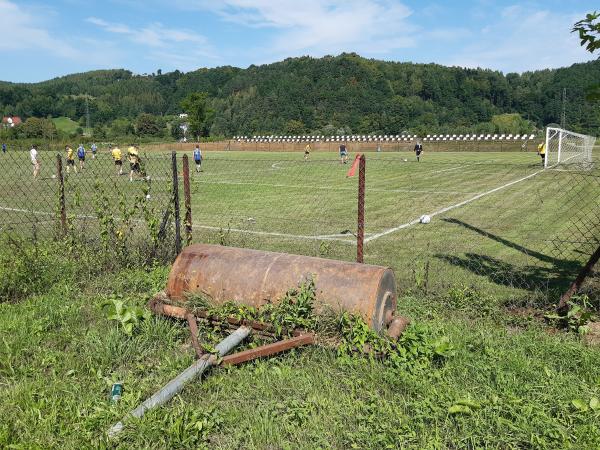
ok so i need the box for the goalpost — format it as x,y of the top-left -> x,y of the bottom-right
544,127 -> 596,168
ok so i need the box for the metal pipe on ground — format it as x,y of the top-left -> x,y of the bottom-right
148,297 -> 304,338
107,326 -> 251,438
166,244 -> 399,333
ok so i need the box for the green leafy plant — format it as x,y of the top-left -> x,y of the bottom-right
102,296 -> 151,336
545,296 -> 597,334
337,313 -> 454,369
318,240 -> 331,257
193,278 -> 318,339
412,259 -> 430,293
446,284 -> 494,316
218,222 -> 232,246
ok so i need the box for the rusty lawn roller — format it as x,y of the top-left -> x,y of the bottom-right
165,244 -> 406,334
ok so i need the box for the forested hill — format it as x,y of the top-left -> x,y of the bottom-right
1,53 -> 599,136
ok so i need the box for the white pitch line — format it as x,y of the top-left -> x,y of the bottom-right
0,205 -> 97,220
0,206 -> 54,216
192,224 -> 356,243
364,168 -> 545,243
194,179 -> 478,195
0,205 -> 356,244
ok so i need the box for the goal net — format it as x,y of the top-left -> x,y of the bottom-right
545,127 -> 596,168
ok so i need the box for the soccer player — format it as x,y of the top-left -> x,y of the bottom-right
193,144 -> 202,172
30,145 -> 40,178
537,141 -> 546,167
65,145 -> 77,174
339,142 -> 348,164
111,145 -> 123,175
304,143 -> 311,161
91,142 -> 97,159
127,145 -> 141,182
77,144 -> 86,170
414,140 -> 423,162
2,143 -> 6,153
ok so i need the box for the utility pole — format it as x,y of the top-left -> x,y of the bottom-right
560,88 -> 566,129
85,95 -> 91,136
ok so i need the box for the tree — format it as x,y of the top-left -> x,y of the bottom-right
109,118 -> 135,138
181,92 -> 213,140
284,119 -> 305,135
573,12 -> 600,54
135,113 -> 165,137
170,118 -> 186,140
491,113 -> 532,134
16,117 -> 57,139
573,12 -> 600,100
93,124 -> 107,139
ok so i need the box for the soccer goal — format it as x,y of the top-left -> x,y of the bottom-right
545,127 -> 596,168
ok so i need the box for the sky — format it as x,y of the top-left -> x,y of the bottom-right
0,0 -> 597,83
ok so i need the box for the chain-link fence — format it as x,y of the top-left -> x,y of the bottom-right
363,157 -> 600,300
2,144 -> 598,302
186,150 -> 599,302
0,148 -> 179,266
188,155 -> 358,262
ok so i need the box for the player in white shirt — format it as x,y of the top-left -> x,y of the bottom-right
30,145 -> 40,178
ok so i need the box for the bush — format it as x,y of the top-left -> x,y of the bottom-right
0,236 -> 76,302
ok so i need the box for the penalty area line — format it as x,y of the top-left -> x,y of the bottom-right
194,223 -> 356,243
364,168 -> 545,243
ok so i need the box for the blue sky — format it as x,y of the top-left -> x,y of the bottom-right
0,0 -> 597,82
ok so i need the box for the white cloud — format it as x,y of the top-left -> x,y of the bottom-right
177,0 -> 418,60
86,16 -> 217,69
444,5 -> 594,73
0,0 -> 81,59
87,17 -> 209,48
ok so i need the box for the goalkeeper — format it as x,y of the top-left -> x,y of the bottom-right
537,141 -> 546,167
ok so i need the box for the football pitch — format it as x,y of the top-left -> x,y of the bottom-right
1,148 -> 598,300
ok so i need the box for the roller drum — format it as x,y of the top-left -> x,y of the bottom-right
166,244 -> 397,332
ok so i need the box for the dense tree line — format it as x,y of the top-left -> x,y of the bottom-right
0,54 -> 598,139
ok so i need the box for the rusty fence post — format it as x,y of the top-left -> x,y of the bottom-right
56,153 -> 67,236
182,154 -> 193,246
557,244 -> 600,311
356,154 -> 366,263
171,151 -> 182,255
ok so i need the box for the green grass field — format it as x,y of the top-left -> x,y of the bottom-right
1,246 -> 599,448
51,117 -> 81,134
1,146 -> 600,448
1,148 -> 598,301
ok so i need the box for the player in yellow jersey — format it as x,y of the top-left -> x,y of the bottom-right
304,143 -> 311,161
127,145 -> 140,182
537,142 -> 546,167
65,145 -> 77,174
110,145 -> 123,175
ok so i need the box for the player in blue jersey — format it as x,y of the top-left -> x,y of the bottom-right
193,145 -> 202,172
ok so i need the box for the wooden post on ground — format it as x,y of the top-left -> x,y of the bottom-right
356,154 -> 366,263
557,244 -> 600,311
171,151 -> 182,255
56,154 -> 67,236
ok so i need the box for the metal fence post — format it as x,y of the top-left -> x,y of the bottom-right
171,151 -> 182,255
56,153 -> 67,236
182,154 -> 193,246
357,154 -> 366,263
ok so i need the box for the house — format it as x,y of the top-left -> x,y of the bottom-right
2,116 -> 22,128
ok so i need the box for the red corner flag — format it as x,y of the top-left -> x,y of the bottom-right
346,153 -> 362,177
